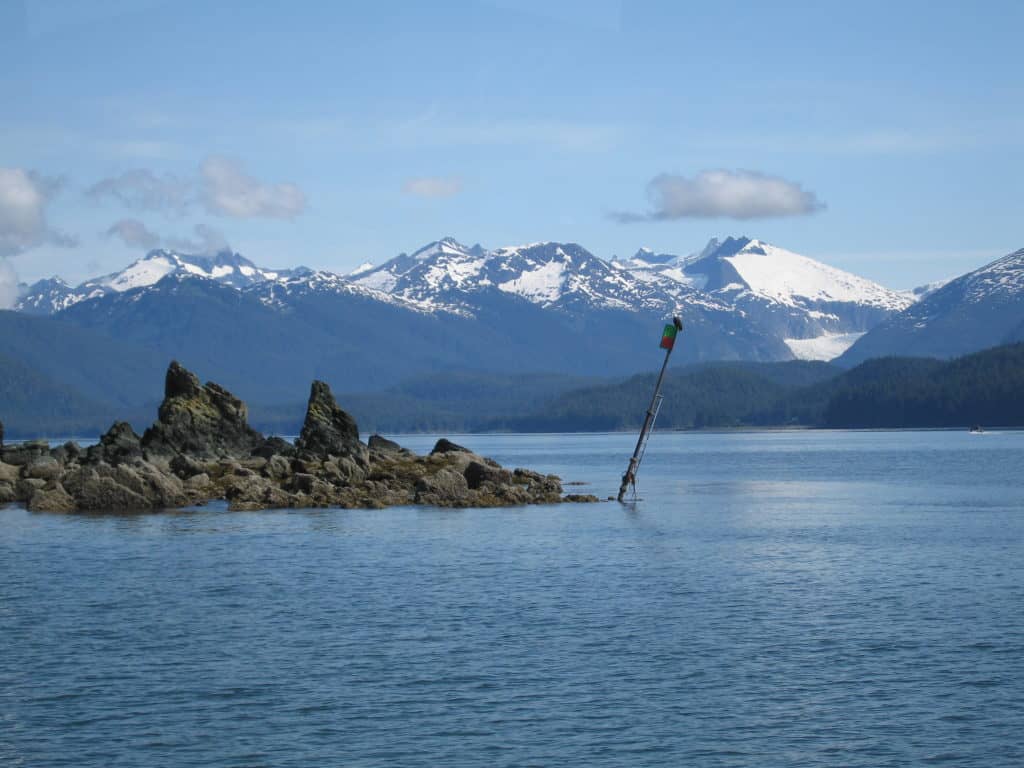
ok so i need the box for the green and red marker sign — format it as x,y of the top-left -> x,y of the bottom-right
659,323 -> 678,350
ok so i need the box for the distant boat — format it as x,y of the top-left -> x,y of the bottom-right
969,424 -> 985,434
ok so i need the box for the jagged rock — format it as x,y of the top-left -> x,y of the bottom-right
431,438 -> 470,455
253,436 -> 295,459
464,460 -> 513,490
50,442 -> 81,465
87,422 -> 143,466
2,362 -> 597,513
25,456 -> 61,481
414,468 -> 470,506
368,434 -> 403,454
28,483 -> 77,513
295,380 -> 363,458
141,361 -> 264,460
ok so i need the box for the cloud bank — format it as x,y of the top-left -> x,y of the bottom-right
166,223 -> 230,254
0,258 -> 17,309
105,218 -> 161,249
86,169 -> 193,215
88,157 -> 307,220
612,169 -> 824,222
0,167 -> 77,308
201,157 -> 306,219
0,167 -> 77,256
104,218 -> 230,255
402,176 -> 464,199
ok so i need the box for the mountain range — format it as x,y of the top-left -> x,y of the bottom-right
3,235 -> 1022,436
16,235 -> 918,362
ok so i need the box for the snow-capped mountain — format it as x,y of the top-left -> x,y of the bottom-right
840,247 -> 1024,365
15,235 -> 921,362
618,236 -> 913,359
688,237 -> 912,359
681,237 -> 907,310
14,277 -> 81,314
15,250 -> 303,315
349,237 -> 727,318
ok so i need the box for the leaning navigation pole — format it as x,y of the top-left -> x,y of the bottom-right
617,316 -> 683,502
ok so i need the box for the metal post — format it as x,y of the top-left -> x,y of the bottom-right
617,317 -> 682,502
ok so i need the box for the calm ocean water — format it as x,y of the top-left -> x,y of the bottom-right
2,430 -> 1023,767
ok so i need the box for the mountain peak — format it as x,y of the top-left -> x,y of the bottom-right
410,237 -> 476,260
704,236 -> 753,259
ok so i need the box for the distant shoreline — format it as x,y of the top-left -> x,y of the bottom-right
8,424 -> 1022,446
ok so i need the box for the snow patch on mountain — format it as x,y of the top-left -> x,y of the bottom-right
960,247 -> 1024,303
101,254 -> 180,291
498,260 -> 567,303
784,332 -> 866,361
348,261 -> 375,276
720,240 -> 907,310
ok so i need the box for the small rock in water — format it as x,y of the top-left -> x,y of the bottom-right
368,434 -> 403,454
431,438 -> 471,455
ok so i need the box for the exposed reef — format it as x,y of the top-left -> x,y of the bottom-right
0,362 -> 598,512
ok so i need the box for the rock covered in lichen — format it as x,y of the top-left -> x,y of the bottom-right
295,380 -> 364,459
140,361 -> 264,460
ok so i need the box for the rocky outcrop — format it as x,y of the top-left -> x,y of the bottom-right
0,361 -> 598,513
140,361 -> 264,460
87,421 -> 142,465
295,380 -> 363,459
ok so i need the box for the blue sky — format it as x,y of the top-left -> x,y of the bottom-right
2,0 -> 1022,294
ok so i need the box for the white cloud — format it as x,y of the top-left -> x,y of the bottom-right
402,176 -> 464,199
166,223 -> 230,255
201,156 -> 306,219
0,257 -> 18,309
87,158 -> 307,220
612,169 -> 824,222
103,218 -> 231,255
104,218 -> 161,249
86,169 -> 193,214
0,167 -> 77,258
